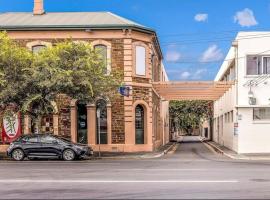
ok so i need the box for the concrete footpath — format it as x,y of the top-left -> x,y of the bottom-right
0,142 -> 178,161
202,138 -> 270,161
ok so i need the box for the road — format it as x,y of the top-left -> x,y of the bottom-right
1,136 -> 270,199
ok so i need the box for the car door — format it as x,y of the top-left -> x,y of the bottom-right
40,135 -> 62,157
21,135 -> 42,156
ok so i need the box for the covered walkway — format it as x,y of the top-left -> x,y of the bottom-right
153,81 -> 234,101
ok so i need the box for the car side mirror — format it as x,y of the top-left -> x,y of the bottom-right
52,140 -> 58,145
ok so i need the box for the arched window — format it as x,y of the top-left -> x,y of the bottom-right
96,99 -> 108,144
32,45 -> 46,54
77,101 -> 88,144
94,45 -> 108,74
135,105 -> 145,144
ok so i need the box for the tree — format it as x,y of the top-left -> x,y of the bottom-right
0,32 -> 122,132
169,100 -> 213,135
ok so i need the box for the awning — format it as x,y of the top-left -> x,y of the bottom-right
153,81 -> 234,101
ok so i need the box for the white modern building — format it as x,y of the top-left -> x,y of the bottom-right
213,32 -> 270,154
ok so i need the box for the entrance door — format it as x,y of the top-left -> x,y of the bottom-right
135,105 -> 144,144
77,102 -> 87,144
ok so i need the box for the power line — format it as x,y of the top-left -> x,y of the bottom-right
166,48 -> 270,64
160,33 -> 270,46
158,28 -> 270,37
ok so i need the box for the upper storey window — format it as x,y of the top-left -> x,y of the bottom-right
32,45 -> 46,54
135,46 -> 146,76
92,40 -> 111,75
247,55 -> 270,75
94,45 -> 108,71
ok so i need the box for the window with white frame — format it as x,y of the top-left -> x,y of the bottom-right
135,46 -> 146,76
246,55 -> 270,75
253,108 -> 270,121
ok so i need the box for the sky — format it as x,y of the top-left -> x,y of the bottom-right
1,0 -> 270,81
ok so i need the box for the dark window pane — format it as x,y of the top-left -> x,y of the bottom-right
135,105 -> 144,144
40,136 -> 56,144
77,102 -> 88,144
22,136 -> 38,143
263,57 -> 270,74
96,99 -> 108,144
254,108 -> 270,120
247,56 -> 261,75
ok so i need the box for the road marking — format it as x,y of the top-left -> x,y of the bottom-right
0,179 -> 239,183
119,169 -> 208,171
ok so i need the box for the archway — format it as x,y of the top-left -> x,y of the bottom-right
135,104 -> 145,144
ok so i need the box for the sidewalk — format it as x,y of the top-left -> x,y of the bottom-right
203,139 -> 270,161
0,142 -> 178,161
97,142 -> 178,159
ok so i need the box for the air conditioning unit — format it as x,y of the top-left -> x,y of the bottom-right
249,97 -> 256,105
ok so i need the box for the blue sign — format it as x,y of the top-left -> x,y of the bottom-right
119,86 -> 131,97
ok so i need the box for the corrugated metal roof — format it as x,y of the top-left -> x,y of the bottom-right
0,12 -> 152,31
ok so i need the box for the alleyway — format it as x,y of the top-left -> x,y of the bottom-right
1,137 -> 270,199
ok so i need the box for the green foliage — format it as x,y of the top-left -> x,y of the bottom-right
0,32 -> 122,118
169,100 -> 213,134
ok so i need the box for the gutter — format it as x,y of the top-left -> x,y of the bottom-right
0,24 -> 163,59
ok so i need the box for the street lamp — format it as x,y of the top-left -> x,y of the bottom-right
96,108 -> 101,158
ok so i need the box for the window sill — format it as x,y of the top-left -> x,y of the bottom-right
253,121 -> 270,124
133,75 -> 150,79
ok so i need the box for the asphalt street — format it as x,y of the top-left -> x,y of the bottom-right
1,136 -> 270,199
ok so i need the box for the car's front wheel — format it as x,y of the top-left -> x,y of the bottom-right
62,149 -> 75,161
11,149 -> 25,161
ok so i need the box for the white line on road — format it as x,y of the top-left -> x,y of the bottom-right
0,180 -> 239,183
119,169 -> 208,171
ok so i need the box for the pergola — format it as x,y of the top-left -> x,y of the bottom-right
153,81 -> 234,101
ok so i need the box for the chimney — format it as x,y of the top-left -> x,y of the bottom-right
33,0 -> 45,15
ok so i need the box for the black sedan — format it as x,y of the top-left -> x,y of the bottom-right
7,134 -> 94,161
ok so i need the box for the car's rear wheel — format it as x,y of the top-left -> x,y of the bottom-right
11,149 -> 25,161
62,149 -> 75,161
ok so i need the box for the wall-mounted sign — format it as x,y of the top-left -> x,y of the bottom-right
118,85 -> 131,97
234,123 -> 238,136
1,110 -> 21,144
237,114 -> 242,120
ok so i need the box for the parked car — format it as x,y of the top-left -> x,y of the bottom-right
7,134 -> 94,161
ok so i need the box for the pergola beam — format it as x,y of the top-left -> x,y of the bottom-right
152,81 -> 234,101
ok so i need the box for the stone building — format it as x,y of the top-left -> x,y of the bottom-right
0,0 -> 169,152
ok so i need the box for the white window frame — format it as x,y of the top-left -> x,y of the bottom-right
246,55 -> 270,76
135,46 -> 146,76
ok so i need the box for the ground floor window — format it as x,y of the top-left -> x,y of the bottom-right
253,108 -> 270,121
135,105 -> 145,144
77,102 -> 88,144
96,99 -> 108,144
